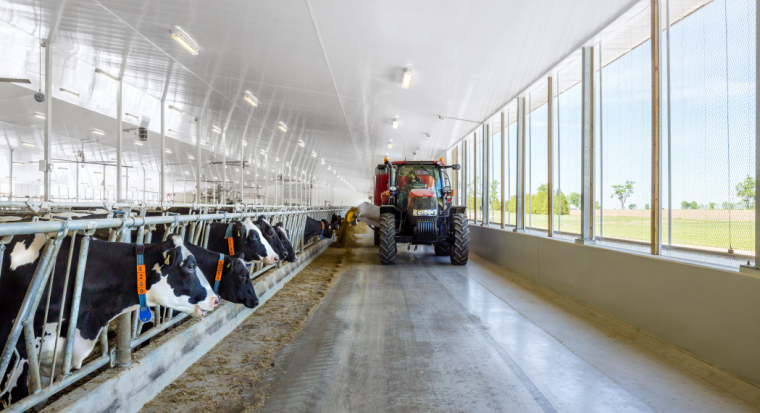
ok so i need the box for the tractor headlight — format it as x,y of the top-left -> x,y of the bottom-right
413,209 -> 437,216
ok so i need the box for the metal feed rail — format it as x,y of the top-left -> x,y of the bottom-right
0,204 -> 345,412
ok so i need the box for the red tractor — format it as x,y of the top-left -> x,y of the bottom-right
374,158 -> 468,265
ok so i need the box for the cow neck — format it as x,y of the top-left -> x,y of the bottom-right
223,223 -> 236,255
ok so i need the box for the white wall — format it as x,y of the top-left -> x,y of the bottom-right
469,225 -> 760,384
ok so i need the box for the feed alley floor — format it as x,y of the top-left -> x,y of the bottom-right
156,231 -> 760,413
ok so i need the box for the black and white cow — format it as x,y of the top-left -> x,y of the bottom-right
0,234 -> 217,405
274,223 -> 297,263
248,216 -> 288,263
330,213 -> 343,232
303,217 -> 333,243
183,241 -> 259,308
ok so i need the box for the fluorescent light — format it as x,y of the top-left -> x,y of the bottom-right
134,141 -> 143,146
244,91 -> 258,107
311,151 -> 317,158
142,163 -> 148,167
277,122 -> 287,132
168,105 -> 183,115
327,165 -> 331,170
171,26 -> 199,55
59,88 -> 79,98
320,159 -> 325,165
125,113 -> 138,120
242,141 -> 248,146
388,140 -> 393,149
276,157 -> 280,162
21,141 -> 35,147
12,162 -> 23,166
95,68 -> 119,84
402,64 -> 413,89
5,177 -> 16,180
298,140 -> 305,147
58,167 -> 68,171
212,126 -> 222,134
92,128 -> 105,135
0,78 -> 30,84
392,116 -> 399,129
33,112 -> 45,119
146,178 -> 152,181
184,171 -> 189,174
235,168 -> 239,172
200,140 -> 208,145
188,155 -> 195,160
246,171 -> 250,175
165,149 -> 172,154
94,171 -> 102,175
168,129 -> 178,135
260,149 -> 266,155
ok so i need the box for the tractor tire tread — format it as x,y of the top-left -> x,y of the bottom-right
450,213 -> 470,265
379,213 -> 396,265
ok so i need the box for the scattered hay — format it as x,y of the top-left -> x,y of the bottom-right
331,207 -> 368,248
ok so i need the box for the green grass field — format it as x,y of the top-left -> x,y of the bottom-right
468,212 -> 754,252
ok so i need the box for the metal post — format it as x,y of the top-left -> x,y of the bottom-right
116,80 -> 123,202
742,0 -> 760,272
265,156 -> 269,205
222,131 -> 227,204
160,100 -> 166,203
240,140 -> 244,203
650,0 -> 662,254
483,123 -> 489,225
463,143 -> 467,211
557,70 -> 562,233
115,312 -> 131,368
473,132 -> 478,223
548,76 -> 555,237
43,42 -> 53,201
665,0 -> 672,247
500,112 -> 505,228
600,42 -> 604,237
577,46 -> 596,244
507,110 -> 511,225
515,97 -> 526,232
528,93 -> 532,228
8,149 -> 13,201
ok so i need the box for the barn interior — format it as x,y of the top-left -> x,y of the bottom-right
0,0 -> 759,412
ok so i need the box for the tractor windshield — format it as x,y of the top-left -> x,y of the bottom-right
397,165 -> 440,191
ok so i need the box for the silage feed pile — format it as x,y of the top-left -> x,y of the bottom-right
330,207 -> 369,249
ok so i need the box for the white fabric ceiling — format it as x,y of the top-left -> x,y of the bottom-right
0,0 -> 639,193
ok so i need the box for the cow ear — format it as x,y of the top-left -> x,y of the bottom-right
164,247 -> 183,267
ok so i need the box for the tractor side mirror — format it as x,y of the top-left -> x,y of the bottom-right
444,186 -> 452,194
452,164 -> 461,171
389,186 -> 399,195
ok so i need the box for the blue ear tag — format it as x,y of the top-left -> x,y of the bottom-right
135,245 -> 152,323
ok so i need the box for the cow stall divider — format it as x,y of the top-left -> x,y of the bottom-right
0,203 -> 345,412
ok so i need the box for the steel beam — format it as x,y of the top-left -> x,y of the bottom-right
116,80 -> 123,202
577,46 -> 596,244
547,76 -> 554,237
196,117 -> 202,203
650,0 -> 661,254
500,112 -> 505,229
483,124 -> 489,225
515,97 -> 526,232
473,132 -> 477,223
43,42 -> 53,202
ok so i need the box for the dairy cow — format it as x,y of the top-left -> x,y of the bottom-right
183,241 -> 259,308
274,223 -> 297,263
0,234 -> 218,406
250,216 -> 288,262
303,217 -> 333,243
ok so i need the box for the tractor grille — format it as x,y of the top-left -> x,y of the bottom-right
416,219 -> 437,243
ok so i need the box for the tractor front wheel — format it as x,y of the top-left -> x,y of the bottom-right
450,213 -> 469,265
379,213 -> 397,265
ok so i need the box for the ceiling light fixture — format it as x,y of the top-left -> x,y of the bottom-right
58,167 -> 68,171
168,105 -> 183,115
21,141 -> 35,147
260,149 -> 266,155
134,141 -> 144,146
94,171 -> 102,175
170,26 -> 199,55
92,128 -> 105,135
298,140 -> 305,147
168,129 -> 178,135
94,68 -> 119,84
200,140 -> 207,145
320,159 -> 325,165
188,155 -> 195,160
59,88 -> 79,98
125,113 -> 139,120
184,171 -> 189,174
244,91 -> 258,107
242,141 -> 248,146
311,151 -> 317,158
165,149 -> 172,154
401,64 -> 413,89
0,78 -> 30,84
388,140 -> 393,149
212,126 -> 222,134
33,112 -> 45,119
277,122 -> 287,132
12,161 -> 23,166
392,116 -> 399,129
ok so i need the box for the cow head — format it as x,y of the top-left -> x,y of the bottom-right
321,219 -> 333,238
242,218 -> 279,265
149,237 -> 219,318
219,255 -> 259,308
274,223 -> 297,262
229,221 -> 268,262
255,216 -> 288,262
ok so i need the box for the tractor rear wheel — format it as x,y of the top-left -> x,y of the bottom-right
450,213 -> 469,265
379,213 -> 396,265
374,228 -> 380,246
434,242 -> 451,256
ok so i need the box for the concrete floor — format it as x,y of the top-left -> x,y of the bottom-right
260,232 -> 760,413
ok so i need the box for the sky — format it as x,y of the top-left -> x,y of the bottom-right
459,0 -> 755,210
